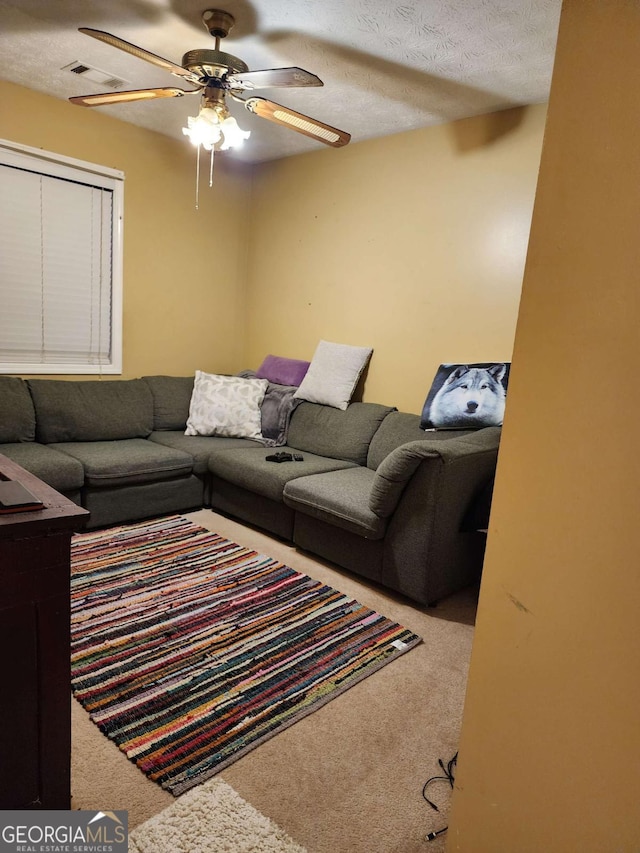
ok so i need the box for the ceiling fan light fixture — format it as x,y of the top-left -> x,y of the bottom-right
219,115 -> 251,150
182,104 -> 250,151
182,106 -> 222,151
182,101 -> 251,208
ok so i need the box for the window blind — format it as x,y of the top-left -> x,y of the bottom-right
0,140 -> 123,374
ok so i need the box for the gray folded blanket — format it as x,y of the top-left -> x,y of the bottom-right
238,370 -> 302,447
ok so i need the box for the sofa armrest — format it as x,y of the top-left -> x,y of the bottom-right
378,427 -> 501,604
370,441 -> 438,517
369,427 -> 501,519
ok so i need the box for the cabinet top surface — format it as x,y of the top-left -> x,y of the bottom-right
0,453 -> 89,536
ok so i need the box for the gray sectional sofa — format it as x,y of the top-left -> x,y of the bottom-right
0,374 -> 499,605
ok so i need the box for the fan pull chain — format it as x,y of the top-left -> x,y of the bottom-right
195,144 -> 201,210
193,145 -> 215,209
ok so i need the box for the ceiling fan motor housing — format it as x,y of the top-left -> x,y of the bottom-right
182,49 -> 248,81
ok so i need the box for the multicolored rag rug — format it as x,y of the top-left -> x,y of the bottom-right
70,516 -> 422,796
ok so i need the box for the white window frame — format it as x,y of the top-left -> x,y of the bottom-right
0,138 -> 124,374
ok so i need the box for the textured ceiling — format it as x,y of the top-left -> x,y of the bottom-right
0,0 -> 562,163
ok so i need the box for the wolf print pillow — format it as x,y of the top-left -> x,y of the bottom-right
420,362 -> 510,430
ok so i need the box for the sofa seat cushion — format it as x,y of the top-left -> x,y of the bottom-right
49,439 -> 193,488
149,431 -> 264,475
284,468 -> 386,539
208,447 -> 357,503
0,442 -> 85,493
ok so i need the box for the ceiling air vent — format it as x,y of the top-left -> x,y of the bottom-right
61,60 -> 129,90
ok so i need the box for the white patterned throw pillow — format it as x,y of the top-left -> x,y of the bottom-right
185,371 -> 268,440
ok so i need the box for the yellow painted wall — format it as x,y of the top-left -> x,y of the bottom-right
0,79 -> 252,379
244,105 -> 546,412
448,2 -> 640,849
0,79 -> 546,409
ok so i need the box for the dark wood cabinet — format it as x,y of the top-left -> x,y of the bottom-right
0,454 -> 88,809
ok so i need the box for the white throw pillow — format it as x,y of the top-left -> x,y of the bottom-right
293,340 -> 373,410
185,371 -> 268,439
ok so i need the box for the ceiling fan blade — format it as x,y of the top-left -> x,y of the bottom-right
243,97 -> 350,148
69,87 -> 195,107
226,67 -> 322,90
78,27 -> 200,83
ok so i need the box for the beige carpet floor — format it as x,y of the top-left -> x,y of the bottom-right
71,509 -> 478,853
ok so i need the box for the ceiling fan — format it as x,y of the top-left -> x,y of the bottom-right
69,8 -> 351,151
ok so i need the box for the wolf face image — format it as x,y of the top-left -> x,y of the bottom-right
429,364 -> 507,428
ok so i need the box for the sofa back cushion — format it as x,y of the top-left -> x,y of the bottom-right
0,376 -> 36,442
142,375 -> 194,431
367,410 -> 472,469
287,401 -> 394,466
28,379 -> 154,443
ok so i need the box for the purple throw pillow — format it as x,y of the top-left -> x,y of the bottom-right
255,354 -> 310,387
